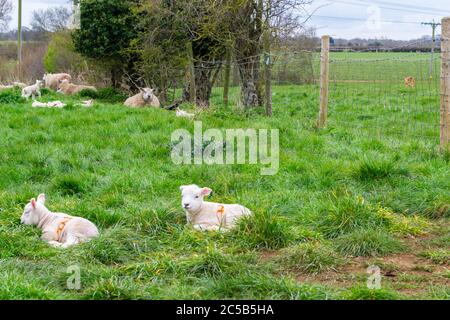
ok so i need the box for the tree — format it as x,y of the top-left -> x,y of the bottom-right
31,6 -> 71,33
136,0 -> 229,107
0,0 -> 12,31
72,0 -> 139,87
229,0 -> 312,108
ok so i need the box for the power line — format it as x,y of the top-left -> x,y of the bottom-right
349,0 -> 450,15
332,0 -> 450,16
311,14 -> 422,25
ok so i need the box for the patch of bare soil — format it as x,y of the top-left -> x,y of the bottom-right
261,229 -> 449,298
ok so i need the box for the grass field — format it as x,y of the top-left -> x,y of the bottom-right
0,52 -> 449,300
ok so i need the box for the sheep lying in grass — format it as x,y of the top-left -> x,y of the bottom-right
176,107 -> 195,119
0,84 -> 13,91
43,73 -> 72,90
32,101 -> 66,108
57,79 -> 97,95
180,185 -> 252,231
124,88 -> 160,108
22,80 -> 43,100
21,194 -> 99,248
13,82 -> 27,89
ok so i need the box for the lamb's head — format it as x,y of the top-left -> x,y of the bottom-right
141,88 -> 154,102
21,194 -> 47,226
36,80 -> 43,87
57,79 -> 70,92
180,185 -> 212,212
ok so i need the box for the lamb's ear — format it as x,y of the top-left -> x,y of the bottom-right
179,185 -> 186,192
37,194 -> 46,204
31,198 -> 37,209
200,187 -> 212,196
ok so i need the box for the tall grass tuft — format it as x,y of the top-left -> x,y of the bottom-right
334,228 -> 403,257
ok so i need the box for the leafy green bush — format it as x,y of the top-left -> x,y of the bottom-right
0,89 -> 25,104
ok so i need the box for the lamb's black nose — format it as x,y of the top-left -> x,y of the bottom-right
184,204 -> 190,209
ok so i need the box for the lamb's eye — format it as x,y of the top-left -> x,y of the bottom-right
195,196 -> 199,199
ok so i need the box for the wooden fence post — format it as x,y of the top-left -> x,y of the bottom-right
186,42 -> 196,104
441,17 -> 450,150
318,35 -> 330,128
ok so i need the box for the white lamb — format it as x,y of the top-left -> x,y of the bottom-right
0,84 -> 13,91
21,194 -> 99,248
43,73 -> 72,90
32,100 -> 66,108
176,107 -> 195,119
22,80 -> 43,100
180,185 -> 252,232
124,88 -> 160,108
13,82 -> 27,89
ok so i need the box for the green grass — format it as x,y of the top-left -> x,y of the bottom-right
0,53 -> 449,299
276,242 -> 343,275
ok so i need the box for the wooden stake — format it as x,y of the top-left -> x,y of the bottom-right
441,17 -> 450,150
318,35 -> 330,128
223,47 -> 231,106
264,30 -> 272,117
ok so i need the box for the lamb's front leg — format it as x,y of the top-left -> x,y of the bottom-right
48,241 -> 63,248
193,224 -> 221,232
61,234 -> 80,249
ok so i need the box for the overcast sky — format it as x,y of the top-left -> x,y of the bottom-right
6,0 -> 450,40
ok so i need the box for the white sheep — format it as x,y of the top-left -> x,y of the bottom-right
43,73 -> 72,90
124,88 -> 160,108
22,80 -> 43,100
180,185 -> 252,232
13,82 -> 27,89
0,84 -> 14,91
176,107 -> 195,119
57,79 -> 97,95
32,100 -> 66,108
21,194 -> 99,248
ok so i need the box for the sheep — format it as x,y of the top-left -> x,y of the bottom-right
43,73 -> 72,90
124,88 -> 160,108
32,100 -> 66,108
176,107 -> 195,119
21,194 -> 99,248
13,82 -> 27,89
180,185 -> 252,232
22,80 -> 43,100
77,99 -> 94,108
404,76 -> 415,89
0,82 -> 27,91
56,79 -> 97,95
0,84 -> 14,91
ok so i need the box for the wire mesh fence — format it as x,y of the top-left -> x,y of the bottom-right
203,39 -> 444,148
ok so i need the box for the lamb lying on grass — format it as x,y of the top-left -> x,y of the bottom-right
0,82 -> 27,91
21,194 -> 99,248
57,79 -> 97,95
13,82 -> 27,89
180,185 -> 252,231
43,73 -> 72,90
32,101 -> 66,108
176,107 -> 195,119
0,85 -> 13,91
22,80 -> 43,100
124,88 -> 160,108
